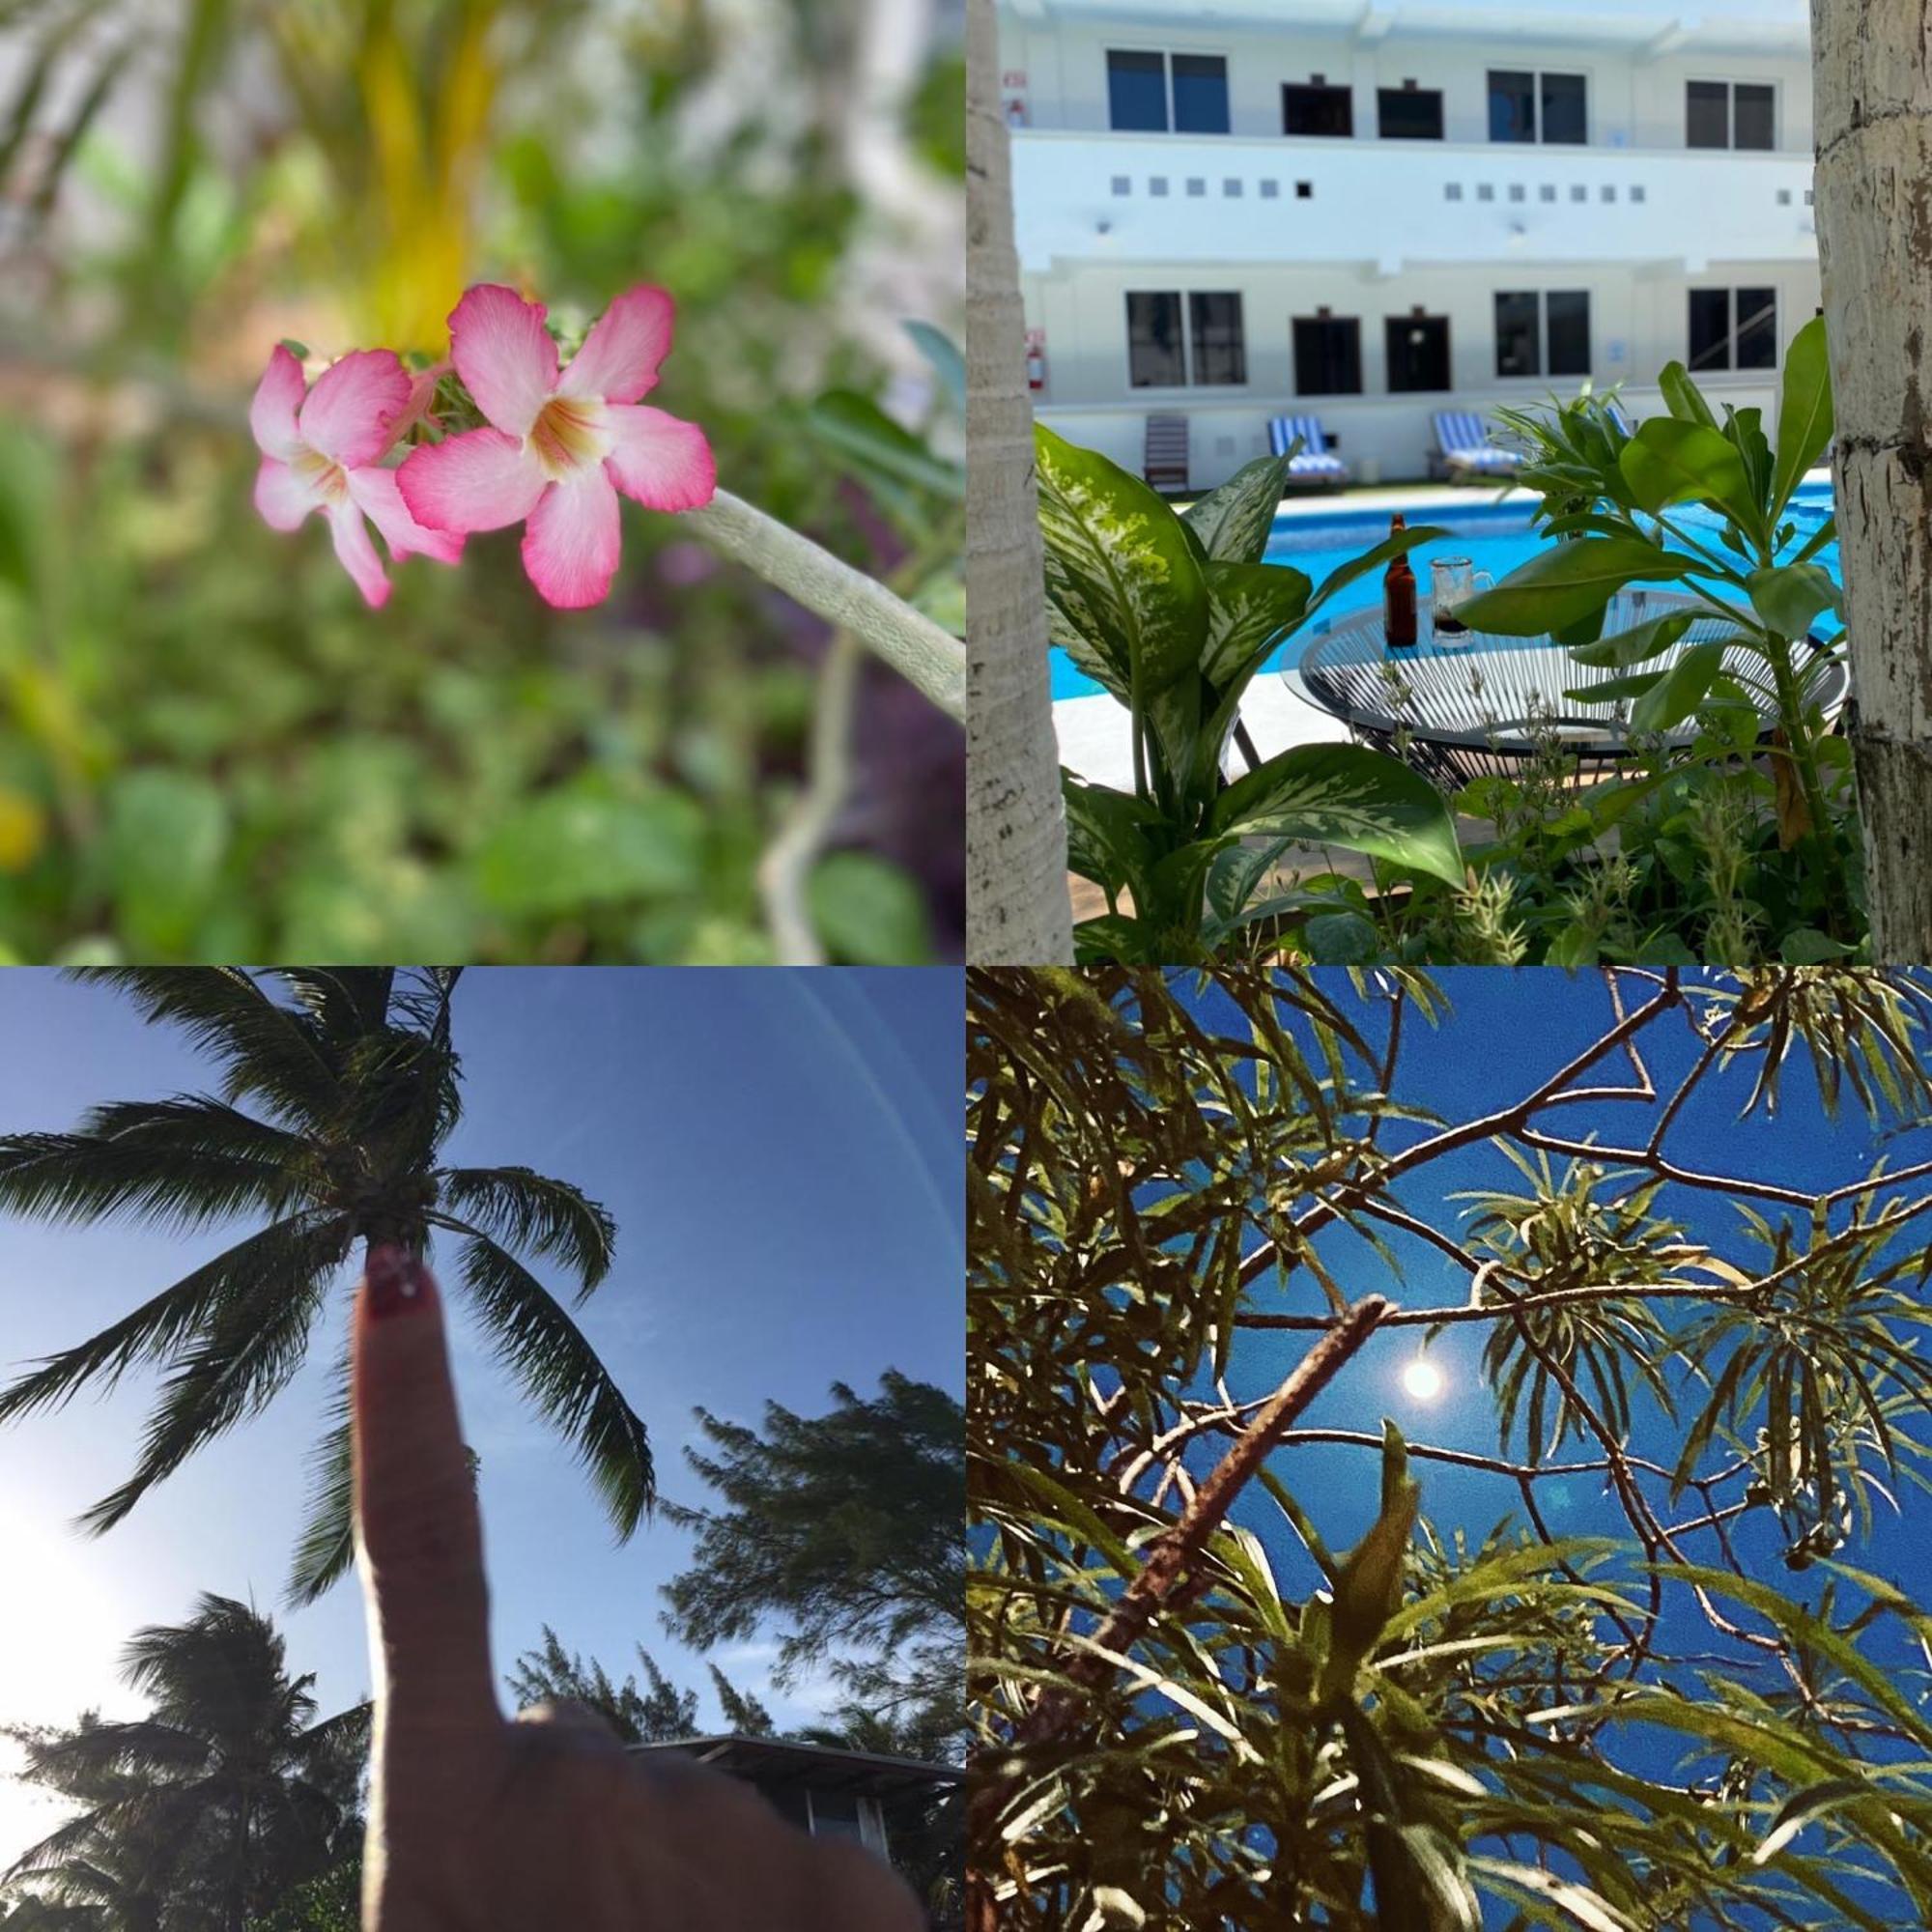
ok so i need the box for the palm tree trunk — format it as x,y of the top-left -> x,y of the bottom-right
1812,0 -> 1932,959
965,0 -> 1074,964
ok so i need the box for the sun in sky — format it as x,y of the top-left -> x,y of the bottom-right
1401,1356 -> 1446,1403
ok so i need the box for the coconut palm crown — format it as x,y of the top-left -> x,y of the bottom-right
0,967 -> 651,1603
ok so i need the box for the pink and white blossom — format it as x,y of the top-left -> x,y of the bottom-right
397,284 -> 716,611
250,346 -> 463,609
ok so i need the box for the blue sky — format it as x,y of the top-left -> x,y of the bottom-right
0,967 -> 963,1871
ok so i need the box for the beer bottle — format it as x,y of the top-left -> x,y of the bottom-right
1383,513 -> 1418,648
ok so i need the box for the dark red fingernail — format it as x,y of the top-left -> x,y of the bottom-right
367,1245 -> 430,1320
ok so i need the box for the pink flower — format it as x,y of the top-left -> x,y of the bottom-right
250,346 -> 463,609
397,284 -> 716,611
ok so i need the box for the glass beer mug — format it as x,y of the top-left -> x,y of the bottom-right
1430,556 -> 1493,638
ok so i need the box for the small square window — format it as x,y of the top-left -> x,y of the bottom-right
1295,180 -> 1314,198
1508,183 -> 1525,201
1186,177 -> 1206,196
1601,184 -> 1615,201
1445,182 -> 1463,200
1260,179 -> 1280,198
1631,184 -> 1646,202
1540,183 -> 1557,203
1570,184 -> 1587,202
1224,178 -> 1241,196
1150,177 -> 1169,196
1111,176 -> 1131,196
1804,187 -> 1814,205
1477,182 -> 1494,201
1776,187 -> 1791,205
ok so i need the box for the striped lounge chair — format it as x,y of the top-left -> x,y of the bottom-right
1144,414 -> 1190,494
1266,414 -> 1350,489
1431,410 -> 1522,483
1606,397 -> 1637,436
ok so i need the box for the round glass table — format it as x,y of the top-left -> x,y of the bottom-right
1290,589 -> 1849,792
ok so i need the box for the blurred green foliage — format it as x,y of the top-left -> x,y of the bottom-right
0,0 -> 964,962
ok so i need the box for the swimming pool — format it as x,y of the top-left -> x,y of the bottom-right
1048,479 -> 1838,703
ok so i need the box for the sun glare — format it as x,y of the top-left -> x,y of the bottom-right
1401,1358 -> 1445,1403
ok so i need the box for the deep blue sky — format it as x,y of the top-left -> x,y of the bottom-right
1166,969 -> 1932,1924
0,967 -> 962,1869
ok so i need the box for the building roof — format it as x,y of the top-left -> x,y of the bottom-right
628,1734 -> 964,1803
1001,0 -> 1809,53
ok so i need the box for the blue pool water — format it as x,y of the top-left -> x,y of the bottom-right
1048,480 -> 1838,701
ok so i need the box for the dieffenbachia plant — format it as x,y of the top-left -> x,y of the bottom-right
1036,426 -> 1463,961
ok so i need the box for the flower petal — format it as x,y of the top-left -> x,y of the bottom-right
346,464 -> 464,563
249,345 -> 307,461
449,283 -> 557,435
298,350 -> 412,468
254,458 -> 318,531
397,429 -> 546,534
521,468 -> 621,610
326,502 -> 390,609
603,406 -> 717,513
556,285 -> 676,405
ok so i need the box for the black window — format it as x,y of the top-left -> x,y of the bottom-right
1494,292 -> 1542,377
1108,49 -> 1168,131
809,1790 -> 866,1845
1293,317 -> 1362,395
1284,83 -> 1352,136
1541,72 -> 1586,143
1189,292 -> 1246,384
1489,70 -> 1536,142
1386,314 -> 1451,392
1547,290 -> 1591,376
1736,287 -> 1776,368
1735,83 -> 1775,149
1689,289 -> 1732,370
1378,87 -> 1443,139
765,1787 -> 811,1832
1172,54 -> 1230,133
1127,292 -> 1186,386
1687,81 -> 1729,148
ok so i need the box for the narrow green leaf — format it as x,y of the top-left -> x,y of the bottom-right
1457,538 -> 1694,637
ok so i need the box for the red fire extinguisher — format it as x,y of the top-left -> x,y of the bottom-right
1026,333 -> 1046,392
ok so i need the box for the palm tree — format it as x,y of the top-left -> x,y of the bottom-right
0,968 -> 652,1603
3,1596 -> 367,1932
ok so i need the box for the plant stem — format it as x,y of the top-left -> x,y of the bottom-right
683,489 -> 965,721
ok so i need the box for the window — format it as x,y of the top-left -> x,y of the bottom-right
1378,86 -> 1443,139
1547,290 -> 1591,375
1189,292 -> 1247,385
1490,70 -> 1586,144
1108,49 -> 1229,133
1172,54 -> 1231,133
1496,292 -> 1589,379
1293,316 -> 1362,395
1107,50 -> 1168,131
1493,291 -> 1542,377
1687,80 -> 1775,150
1126,292 -> 1245,386
1127,292 -> 1186,386
766,1787 -> 811,1832
808,1791 -> 867,1846
1284,82 -> 1352,136
1688,288 -> 1777,370
1386,314 -> 1451,392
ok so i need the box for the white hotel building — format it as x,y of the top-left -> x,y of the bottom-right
999,0 -> 1819,489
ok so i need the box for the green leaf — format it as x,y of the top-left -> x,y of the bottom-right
1061,772 -> 1160,899
1752,1778 -> 1872,1865
1773,314 -> 1834,516
1617,417 -> 1751,518
1780,925 -> 1855,963
1303,909 -> 1379,963
1458,538 -> 1694,637
1658,359 -> 1719,429
277,337 -> 310,361
1747,561 -> 1839,639
902,320 -> 965,417
1565,611 -> 1694,668
806,390 -> 963,498
1201,562 -> 1312,691
1208,744 -> 1464,887
808,852 -> 935,964
106,771 -> 229,958
1631,641 -> 1724,732
1181,454 -> 1291,564
475,786 -> 703,917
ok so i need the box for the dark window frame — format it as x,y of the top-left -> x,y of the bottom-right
1377,86 -> 1444,139
1488,67 -> 1588,145
1386,313 -> 1452,393
1687,286 -> 1779,372
1126,290 -> 1187,388
1686,77 -> 1776,151
1293,315 -> 1364,396
1492,290 -> 1592,380
1106,47 -> 1230,134
1125,289 -> 1248,388
1283,81 -> 1354,137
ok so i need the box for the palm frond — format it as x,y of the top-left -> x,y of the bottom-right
13,1722 -> 211,1789
436,1167 -> 616,1294
0,1213 -> 347,1426
67,970 -> 343,1130
271,969 -> 396,1042
285,1352 -> 354,1607
440,1223 -> 654,1537
77,1216 -> 351,1534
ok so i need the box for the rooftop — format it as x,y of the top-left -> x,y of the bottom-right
628,1734 -> 965,1802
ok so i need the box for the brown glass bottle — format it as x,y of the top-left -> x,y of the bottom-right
1382,513 -> 1418,648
